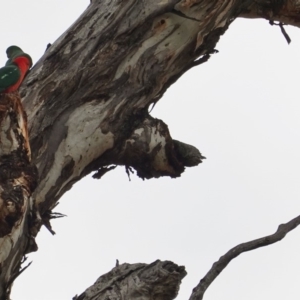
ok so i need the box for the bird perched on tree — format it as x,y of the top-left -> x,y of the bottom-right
0,46 -> 32,93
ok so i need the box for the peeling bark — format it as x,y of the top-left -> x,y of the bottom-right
21,0 -> 239,216
0,0 -> 299,299
0,93 -> 37,299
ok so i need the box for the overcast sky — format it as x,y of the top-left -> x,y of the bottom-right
2,1 -> 300,300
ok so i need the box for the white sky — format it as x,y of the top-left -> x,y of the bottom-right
2,1 -> 300,300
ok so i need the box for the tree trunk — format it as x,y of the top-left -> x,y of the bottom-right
0,93 -> 37,299
0,0 -> 300,299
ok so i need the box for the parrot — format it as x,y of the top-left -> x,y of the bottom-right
0,46 -> 32,93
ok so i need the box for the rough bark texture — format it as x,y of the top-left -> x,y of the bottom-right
240,0 -> 300,26
74,260 -> 186,300
0,93 -> 37,299
22,0 -> 246,217
0,0 -> 299,299
70,216 -> 300,300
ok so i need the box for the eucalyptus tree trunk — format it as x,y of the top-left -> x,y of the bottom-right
0,0 -> 299,299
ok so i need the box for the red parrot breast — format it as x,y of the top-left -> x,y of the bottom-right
4,56 -> 31,93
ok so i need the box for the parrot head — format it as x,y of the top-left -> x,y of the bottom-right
6,46 -> 32,68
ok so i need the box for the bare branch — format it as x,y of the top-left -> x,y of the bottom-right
189,214 -> 300,300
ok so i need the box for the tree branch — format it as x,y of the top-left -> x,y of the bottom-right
116,117 -> 204,179
74,260 -> 186,300
239,0 -> 300,28
1,0 -> 298,298
189,214 -> 300,300
20,0 -> 236,218
0,93 -> 37,298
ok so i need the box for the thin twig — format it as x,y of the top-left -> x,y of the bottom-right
189,214 -> 300,300
125,165 -> 134,181
269,20 -> 291,44
92,165 -> 117,179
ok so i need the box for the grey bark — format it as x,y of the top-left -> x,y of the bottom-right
73,260 -> 186,300
71,215 -> 300,300
0,93 -> 37,299
0,0 -> 299,299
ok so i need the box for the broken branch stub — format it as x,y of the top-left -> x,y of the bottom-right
74,260 -> 186,300
118,117 -> 205,180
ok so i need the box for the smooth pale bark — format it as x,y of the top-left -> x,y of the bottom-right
0,0 -> 300,299
21,0 -> 253,217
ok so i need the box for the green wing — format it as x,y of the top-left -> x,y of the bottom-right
0,65 -> 20,92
